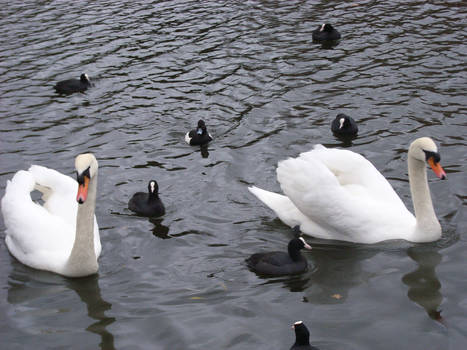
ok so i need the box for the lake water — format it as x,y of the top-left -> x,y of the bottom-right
0,1 -> 466,349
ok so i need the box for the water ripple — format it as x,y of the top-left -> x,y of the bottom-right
0,1 -> 466,349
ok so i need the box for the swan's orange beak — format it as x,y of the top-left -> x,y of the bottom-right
77,176 -> 90,204
427,157 -> 447,180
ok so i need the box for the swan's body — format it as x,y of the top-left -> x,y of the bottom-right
249,137 -> 446,244
1,154 -> 101,277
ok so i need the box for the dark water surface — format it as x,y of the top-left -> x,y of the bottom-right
1,1 -> 466,349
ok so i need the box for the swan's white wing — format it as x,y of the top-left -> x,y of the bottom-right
29,165 -> 77,222
2,168 -> 101,273
298,145 -> 406,207
277,148 -> 415,243
1,170 -> 74,271
29,165 -> 101,257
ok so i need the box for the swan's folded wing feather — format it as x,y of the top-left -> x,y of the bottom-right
298,146 -> 406,207
2,171 -> 73,269
277,156 -> 414,242
29,165 -> 77,222
29,165 -> 76,192
29,165 -> 100,255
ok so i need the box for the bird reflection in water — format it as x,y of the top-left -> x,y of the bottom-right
402,247 -> 443,322
302,244 -> 376,304
149,217 -> 170,239
200,144 -> 209,158
331,135 -> 356,148
260,274 -> 311,293
66,275 -> 116,349
7,267 -> 116,350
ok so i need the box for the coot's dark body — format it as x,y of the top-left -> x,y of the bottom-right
128,180 -> 165,217
54,73 -> 91,94
246,234 -> 312,276
312,23 -> 341,42
290,321 -> 319,350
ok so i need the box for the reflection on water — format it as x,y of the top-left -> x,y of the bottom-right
315,40 -> 340,50
149,217 -> 170,239
0,0 -> 465,348
7,266 -> 115,350
304,245 -> 377,303
402,247 -> 443,322
200,144 -> 210,158
66,275 -> 116,350
259,274 -> 310,293
332,134 -> 357,148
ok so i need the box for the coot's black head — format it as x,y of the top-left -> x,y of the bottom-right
288,236 -> 312,252
197,119 -> 207,135
336,113 -> 351,129
80,73 -> 90,84
332,113 -> 358,136
293,321 -> 311,347
148,180 -> 159,195
288,235 -> 312,261
321,23 -> 334,32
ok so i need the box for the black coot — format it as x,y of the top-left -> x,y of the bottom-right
290,321 -> 319,350
54,73 -> 91,94
128,180 -> 165,217
312,23 -> 341,42
331,113 -> 358,137
246,228 -> 312,276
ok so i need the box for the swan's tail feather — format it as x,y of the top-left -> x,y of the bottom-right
248,186 -> 305,228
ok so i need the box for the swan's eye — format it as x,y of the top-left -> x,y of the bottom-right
423,150 -> 440,163
76,167 -> 90,184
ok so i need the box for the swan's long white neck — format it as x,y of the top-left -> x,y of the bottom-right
408,155 -> 441,242
64,171 -> 98,277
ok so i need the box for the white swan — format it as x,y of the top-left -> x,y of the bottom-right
249,137 -> 447,243
1,153 -> 101,277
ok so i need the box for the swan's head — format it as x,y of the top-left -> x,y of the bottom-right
409,137 -> 446,180
148,180 -> 159,194
75,153 -> 98,204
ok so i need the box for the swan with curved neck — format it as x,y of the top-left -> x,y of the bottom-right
249,137 -> 446,243
65,153 -> 99,276
1,153 -> 101,277
407,138 -> 445,241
